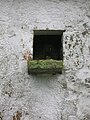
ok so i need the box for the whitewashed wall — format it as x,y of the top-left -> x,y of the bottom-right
0,0 -> 90,120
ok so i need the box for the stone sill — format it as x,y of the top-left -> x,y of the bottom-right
27,59 -> 63,74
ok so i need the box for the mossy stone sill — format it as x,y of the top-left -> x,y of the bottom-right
27,59 -> 63,74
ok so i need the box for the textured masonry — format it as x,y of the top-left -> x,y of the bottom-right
0,0 -> 90,120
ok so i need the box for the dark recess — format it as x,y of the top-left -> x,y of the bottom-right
33,35 -> 63,60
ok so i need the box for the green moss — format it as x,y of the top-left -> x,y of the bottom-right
27,59 -> 63,74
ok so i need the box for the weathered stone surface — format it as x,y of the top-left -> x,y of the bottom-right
27,60 -> 63,74
0,0 -> 90,119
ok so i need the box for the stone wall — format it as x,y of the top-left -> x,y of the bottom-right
0,0 -> 90,120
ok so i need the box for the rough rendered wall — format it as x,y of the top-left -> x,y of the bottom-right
0,0 -> 90,120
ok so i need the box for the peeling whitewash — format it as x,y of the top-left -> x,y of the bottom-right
0,0 -> 90,120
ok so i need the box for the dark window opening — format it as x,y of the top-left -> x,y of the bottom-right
33,30 -> 64,60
